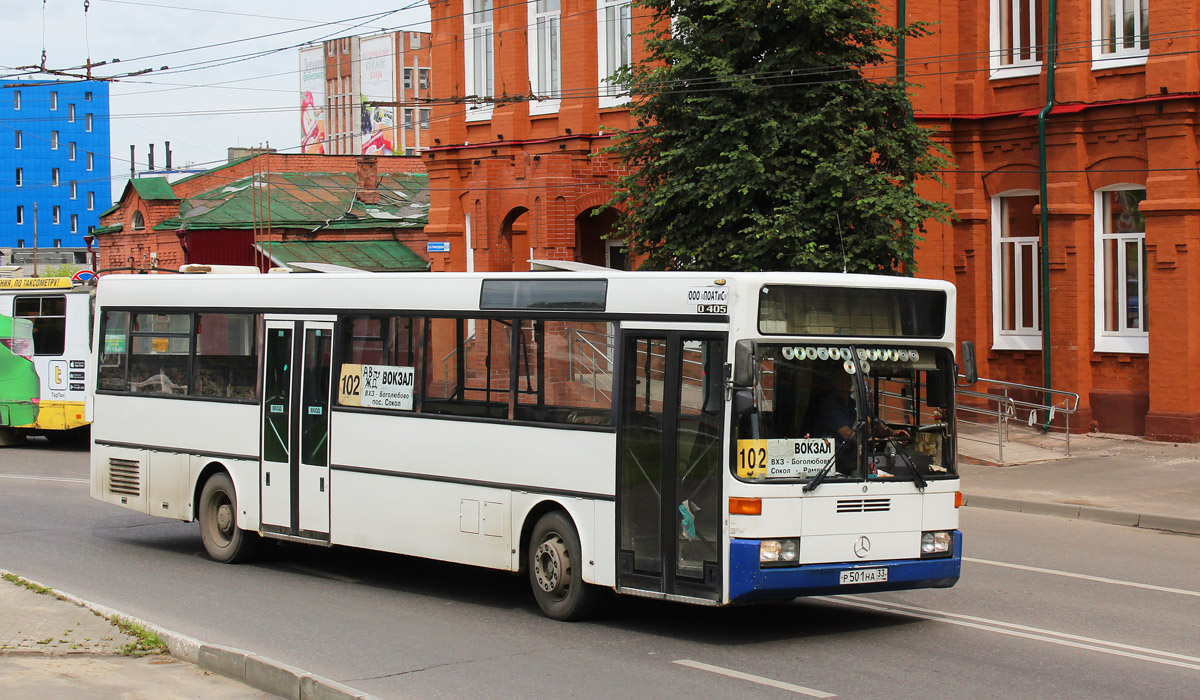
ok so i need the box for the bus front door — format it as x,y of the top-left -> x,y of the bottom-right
260,319 -> 335,541
617,332 -> 725,601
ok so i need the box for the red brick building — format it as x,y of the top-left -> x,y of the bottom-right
895,0 -> 1197,440
423,1 -> 1199,439
94,154 -> 429,273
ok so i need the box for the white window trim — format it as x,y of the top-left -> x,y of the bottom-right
528,0 -> 561,116
597,0 -> 632,110
989,0 -> 1043,80
1091,0 -> 1149,70
991,191 -> 1044,351
1093,186 -> 1149,354
464,0 -> 494,123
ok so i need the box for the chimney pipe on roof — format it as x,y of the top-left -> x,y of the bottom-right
148,143 -> 155,171
130,145 -> 135,177
165,141 -> 172,170
356,156 -> 379,205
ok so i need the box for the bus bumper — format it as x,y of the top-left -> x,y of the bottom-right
728,531 -> 962,603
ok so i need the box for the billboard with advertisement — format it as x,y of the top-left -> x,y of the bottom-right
299,46 -> 327,154
359,34 -> 396,156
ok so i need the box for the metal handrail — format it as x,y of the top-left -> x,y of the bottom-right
955,376 -> 1080,460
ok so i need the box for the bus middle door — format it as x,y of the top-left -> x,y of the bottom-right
261,318 -> 335,541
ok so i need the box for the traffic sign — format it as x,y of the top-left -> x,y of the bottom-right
71,270 -> 96,283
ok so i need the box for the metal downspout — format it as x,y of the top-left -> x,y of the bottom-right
1037,1 -> 1058,404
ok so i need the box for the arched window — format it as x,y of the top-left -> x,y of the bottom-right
132,211 -> 145,230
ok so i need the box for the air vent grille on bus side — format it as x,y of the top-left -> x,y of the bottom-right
108,458 -> 141,496
836,498 -> 891,513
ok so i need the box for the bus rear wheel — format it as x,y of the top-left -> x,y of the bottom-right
528,511 -> 599,621
198,472 -> 260,564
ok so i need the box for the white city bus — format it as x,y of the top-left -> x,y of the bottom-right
89,268 -> 973,620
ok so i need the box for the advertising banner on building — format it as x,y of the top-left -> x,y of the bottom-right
359,34 -> 396,156
299,46 -> 326,154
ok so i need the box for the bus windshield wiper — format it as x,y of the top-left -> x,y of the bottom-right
803,424 -> 859,494
883,436 -> 927,490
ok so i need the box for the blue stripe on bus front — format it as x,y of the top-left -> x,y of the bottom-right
727,531 -> 962,603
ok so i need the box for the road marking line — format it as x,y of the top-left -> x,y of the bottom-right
672,659 -> 836,698
828,596 -> 1200,672
0,474 -> 88,484
965,557 -> 1200,598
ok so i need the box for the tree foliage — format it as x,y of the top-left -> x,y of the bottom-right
605,0 -> 951,273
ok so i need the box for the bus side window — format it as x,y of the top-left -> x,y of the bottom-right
97,310 -> 130,391
15,295 -> 67,356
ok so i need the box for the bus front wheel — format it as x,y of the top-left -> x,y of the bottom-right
528,511 -> 599,621
198,472 -> 260,564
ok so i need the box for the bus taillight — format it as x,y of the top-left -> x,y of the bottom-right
0,337 -> 34,360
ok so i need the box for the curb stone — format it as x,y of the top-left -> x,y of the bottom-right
0,571 -> 381,700
963,495 -> 1200,536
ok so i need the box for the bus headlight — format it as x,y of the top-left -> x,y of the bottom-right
760,538 -> 799,567
921,531 -> 953,557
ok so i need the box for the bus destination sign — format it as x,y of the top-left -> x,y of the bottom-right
338,363 -> 415,411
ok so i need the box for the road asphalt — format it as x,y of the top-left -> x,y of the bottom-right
1,432 -> 1196,700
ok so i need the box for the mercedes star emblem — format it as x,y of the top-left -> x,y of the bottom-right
854,536 -> 871,558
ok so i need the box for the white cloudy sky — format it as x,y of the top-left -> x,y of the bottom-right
0,0 -> 431,200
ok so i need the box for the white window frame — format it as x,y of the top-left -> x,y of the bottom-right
990,0 -> 1042,79
528,0 -> 561,116
15,168 -> 21,187
50,91 -> 57,110
419,108 -> 431,130
68,103 -> 75,122
69,142 -> 76,161
52,206 -> 60,225
14,130 -> 21,150
87,191 -> 95,211
52,168 -> 59,187
991,190 -> 1043,350
598,0 -> 633,109
70,181 -> 77,199
86,113 -> 93,132
1092,0 -> 1149,69
464,0 -> 494,122
13,91 -> 19,110
87,152 -> 93,171
70,215 -> 77,234
1093,186 -> 1149,354
16,205 -> 23,225
51,131 -> 59,150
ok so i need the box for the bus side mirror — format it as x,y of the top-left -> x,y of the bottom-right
733,340 -> 756,387
732,388 -> 756,415
960,340 -> 978,386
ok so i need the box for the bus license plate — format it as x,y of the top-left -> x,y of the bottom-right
840,567 -> 887,585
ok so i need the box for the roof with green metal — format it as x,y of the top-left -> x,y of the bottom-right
261,240 -> 428,272
129,177 -> 178,201
155,172 -> 429,232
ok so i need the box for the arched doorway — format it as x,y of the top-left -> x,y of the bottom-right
499,207 -> 531,272
575,207 -> 627,270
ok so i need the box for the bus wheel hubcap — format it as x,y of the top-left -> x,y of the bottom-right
535,536 -> 569,596
215,502 -> 233,538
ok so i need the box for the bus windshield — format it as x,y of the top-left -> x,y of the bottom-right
735,344 -> 957,483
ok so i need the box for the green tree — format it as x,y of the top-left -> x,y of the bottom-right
37,263 -> 81,278
605,0 -> 951,273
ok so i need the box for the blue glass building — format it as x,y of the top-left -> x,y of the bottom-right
0,80 -> 111,249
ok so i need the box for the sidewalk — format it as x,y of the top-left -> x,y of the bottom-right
0,571 -> 379,700
959,431 -> 1200,535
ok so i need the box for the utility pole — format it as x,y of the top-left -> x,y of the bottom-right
32,202 -> 38,277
